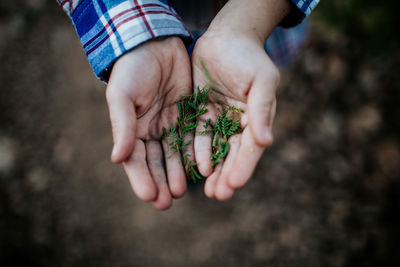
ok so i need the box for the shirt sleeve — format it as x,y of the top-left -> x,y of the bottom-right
280,0 -> 320,28
57,0 -> 192,81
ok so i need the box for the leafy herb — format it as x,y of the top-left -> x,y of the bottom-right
162,87 -> 243,182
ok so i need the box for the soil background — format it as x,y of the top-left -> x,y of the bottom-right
1,1 -> 399,266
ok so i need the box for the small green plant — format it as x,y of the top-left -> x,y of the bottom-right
162,87 -> 243,183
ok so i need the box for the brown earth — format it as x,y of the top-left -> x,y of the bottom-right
1,1 -> 399,267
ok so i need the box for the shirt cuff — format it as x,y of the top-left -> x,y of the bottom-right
280,0 -> 320,28
70,0 -> 192,81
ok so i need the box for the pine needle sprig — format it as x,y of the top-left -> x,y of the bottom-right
162,87 -> 243,182
210,106 -> 243,166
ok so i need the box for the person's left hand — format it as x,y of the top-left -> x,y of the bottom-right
191,29 -> 280,201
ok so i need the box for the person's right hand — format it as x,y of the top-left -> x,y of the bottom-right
106,37 -> 192,210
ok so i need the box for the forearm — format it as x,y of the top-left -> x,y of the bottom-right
207,0 -> 292,45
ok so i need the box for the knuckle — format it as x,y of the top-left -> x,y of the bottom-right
269,65 -> 281,85
106,87 -> 127,103
105,86 -> 115,99
148,158 -> 164,168
138,187 -> 156,202
260,98 -> 274,111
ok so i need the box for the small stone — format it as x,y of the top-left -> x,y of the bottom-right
53,137 -> 74,164
315,111 -> 342,143
327,54 -> 346,82
0,15 -> 25,54
253,241 -> 278,261
27,168 -> 50,193
26,0 -> 46,10
347,106 -> 381,141
0,137 -> 16,174
359,66 -> 379,95
7,15 -> 25,37
374,140 -> 400,176
328,201 -> 350,226
279,225 -> 302,247
279,140 -> 307,165
328,157 -> 350,183
303,50 -> 324,76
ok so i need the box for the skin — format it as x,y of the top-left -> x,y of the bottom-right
192,0 -> 292,200
106,37 -> 193,210
105,0 -> 293,209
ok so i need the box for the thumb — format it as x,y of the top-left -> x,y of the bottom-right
248,68 -> 279,146
106,89 -> 137,163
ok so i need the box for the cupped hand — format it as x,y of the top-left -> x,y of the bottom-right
192,30 -> 280,201
106,37 -> 192,210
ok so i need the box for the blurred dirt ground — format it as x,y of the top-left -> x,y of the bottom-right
1,1 -> 399,267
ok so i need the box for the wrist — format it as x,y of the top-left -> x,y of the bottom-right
206,0 -> 292,45
204,24 -> 265,48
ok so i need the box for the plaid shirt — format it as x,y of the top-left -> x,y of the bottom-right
58,0 -> 319,81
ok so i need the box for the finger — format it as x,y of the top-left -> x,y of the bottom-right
204,163 -> 223,199
214,173 -> 235,201
123,139 -> 157,202
194,104 -> 218,177
162,137 -> 187,198
214,134 -> 241,200
226,127 -> 265,189
106,88 -> 136,163
248,67 -> 280,146
145,141 -> 173,211
271,98 -> 277,129
194,123 -> 213,176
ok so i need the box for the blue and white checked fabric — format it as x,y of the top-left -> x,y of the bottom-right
58,0 -> 191,80
266,19 -> 309,67
292,0 -> 320,16
58,0 -> 319,81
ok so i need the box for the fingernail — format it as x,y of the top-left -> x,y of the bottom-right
264,126 -> 273,142
111,146 -> 116,160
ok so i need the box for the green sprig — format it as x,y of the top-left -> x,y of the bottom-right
162,87 -> 243,182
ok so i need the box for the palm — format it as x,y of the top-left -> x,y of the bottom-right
133,71 -> 185,141
106,37 -> 192,210
192,33 -> 279,200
